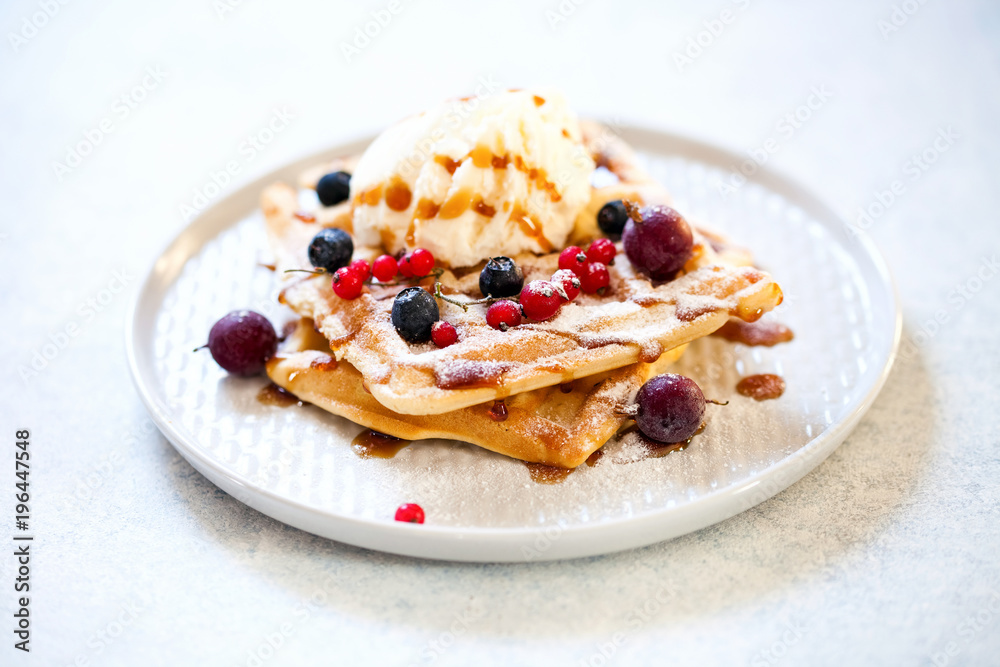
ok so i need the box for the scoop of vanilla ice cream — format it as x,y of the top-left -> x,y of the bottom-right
349,90 -> 595,267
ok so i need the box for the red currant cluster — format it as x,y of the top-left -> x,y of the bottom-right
331,248 -> 437,300
557,239 -> 615,293
485,238 -> 617,331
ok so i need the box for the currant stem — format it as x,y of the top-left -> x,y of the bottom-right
284,268 -> 326,275
623,199 -> 643,224
706,398 -> 729,406
432,282 -> 519,311
614,403 -> 640,418
367,267 -> 444,288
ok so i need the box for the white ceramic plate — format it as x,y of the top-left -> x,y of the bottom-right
127,127 -> 900,562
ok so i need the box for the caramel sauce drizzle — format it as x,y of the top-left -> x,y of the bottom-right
256,383 -> 300,407
309,354 -> 338,371
736,374 -> 786,401
438,188 -> 473,219
712,320 -> 794,346
472,197 -> 496,218
510,203 -> 553,252
524,462 -> 573,484
384,176 -> 412,211
355,145 -> 564,249
351,430 -> 410,459
488,399 -> 508,422
434,155 -> 461,175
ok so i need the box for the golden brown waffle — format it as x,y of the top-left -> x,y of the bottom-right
267,320 -> 687,468
261,122 -> 783,416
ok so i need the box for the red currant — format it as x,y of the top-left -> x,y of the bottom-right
409,248 -> 435,277
431,321 -> 458,348
332,266 -> 363,299
486,300 -> 522,331
558,245 -> 588,276
372,254 -> 398,282
579,262 -> 610,294
587,238 -> 616,265
349,258 -> 371,281
551,269 -> 581,302
394,503 -> 425,524
520,280 -> 562,321
397,254 -> 415,278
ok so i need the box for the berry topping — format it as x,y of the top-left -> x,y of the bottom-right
551,269 -> 581,301
486,300 -> 522,331
597,199 -> 629,237
479,256 -> 524,298
205,310 -> 277,376
586,238 -> 616,265
558,245 -> 588,276
520,280 -> 562,321
394,503 -> 425,524
332,266 -> 364,300
622,201 -> 694,281
579,261 -> 610,294
635,373 -> 706,443
391,287 -> 440,343
308,228 -> 354,273
397,253 -> 416,278
372,254 -> 398,282
408,248 -> 435,277
315,171 -> 351,207
349,258 -> 371,281
431,321 -> 459,348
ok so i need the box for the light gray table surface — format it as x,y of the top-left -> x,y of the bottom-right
2,1 -> 998,665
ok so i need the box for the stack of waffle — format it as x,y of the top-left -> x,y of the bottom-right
260,122 -> 782,468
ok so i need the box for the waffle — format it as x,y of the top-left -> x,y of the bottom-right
261,122 -> 783,416
267,319 -> 687,468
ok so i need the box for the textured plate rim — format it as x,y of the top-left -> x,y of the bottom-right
126,125 -> 902,562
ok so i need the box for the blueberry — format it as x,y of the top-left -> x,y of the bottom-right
597,199 -> 628,238
308,228 -> 353,273
479,256 -> 524,298
391,287 -> 440,343
316,171 -> 351,206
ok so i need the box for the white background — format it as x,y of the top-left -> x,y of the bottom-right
2,0 -> 999,665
